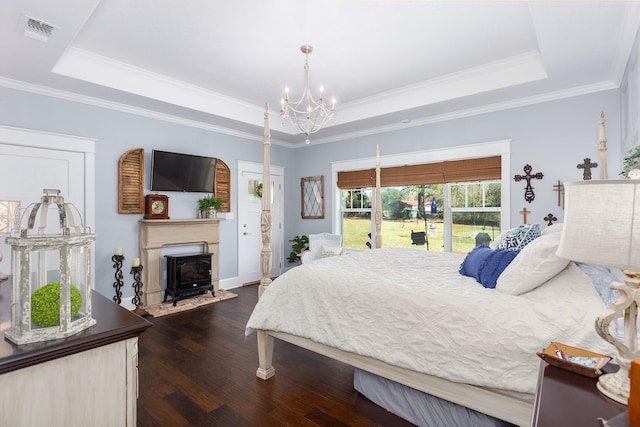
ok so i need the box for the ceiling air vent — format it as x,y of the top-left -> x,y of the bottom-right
22,16 -> 57,43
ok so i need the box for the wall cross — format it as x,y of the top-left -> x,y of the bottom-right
544,213 -> 558,226
577,158 -> 598,180
514,164 -> 544,203
553,180 -> 565,209
520,207 -> 530,224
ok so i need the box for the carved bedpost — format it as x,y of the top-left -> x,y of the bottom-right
259,104 -> 273,299
257,105 -> 276,381
375,145 -> 382,249
599,112 -> 608,180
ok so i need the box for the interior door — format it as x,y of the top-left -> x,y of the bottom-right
0,126 -> 95,280
237,161 -> 283,285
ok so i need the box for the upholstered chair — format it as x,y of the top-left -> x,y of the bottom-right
300,233 -> 342,264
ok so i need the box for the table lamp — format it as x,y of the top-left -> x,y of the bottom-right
557,179 -> 640,404
0,200 -> 20,281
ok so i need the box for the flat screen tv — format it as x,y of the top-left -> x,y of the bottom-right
150,150 -> 216,193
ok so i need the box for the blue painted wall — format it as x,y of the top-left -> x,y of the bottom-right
292,90 -> 621,239
0,85 -> 623,300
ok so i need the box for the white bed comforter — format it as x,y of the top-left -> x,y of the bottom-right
245,248 -> 614,394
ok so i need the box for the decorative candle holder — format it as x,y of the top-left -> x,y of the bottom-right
111,254 -> 125,304
130,264 -> 148,316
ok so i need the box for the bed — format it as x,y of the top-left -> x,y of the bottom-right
247,107 -> 615,426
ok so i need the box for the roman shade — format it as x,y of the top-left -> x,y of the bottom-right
337,156 -> 501,189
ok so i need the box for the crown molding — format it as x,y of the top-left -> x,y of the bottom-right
298,80 -> 618,148
332,51 -> 547,126
0,75 -> 618,150
0,76 -> 293,148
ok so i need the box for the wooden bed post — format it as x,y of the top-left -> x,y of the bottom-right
375,145 -> 382,249
257,104 -> 276,380
259,104 -> 272,299
599,111 -> 608,179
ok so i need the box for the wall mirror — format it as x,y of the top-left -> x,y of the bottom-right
301,175 -> 324,219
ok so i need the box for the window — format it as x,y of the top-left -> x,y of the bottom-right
340,188 -> 373,250
332,141 -> 510,254
449,181 -> 501,253
340,181 -> 500,253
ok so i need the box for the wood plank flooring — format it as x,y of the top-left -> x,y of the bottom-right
137,284 -> 415,426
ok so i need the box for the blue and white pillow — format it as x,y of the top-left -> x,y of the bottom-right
497,224 -> 540,251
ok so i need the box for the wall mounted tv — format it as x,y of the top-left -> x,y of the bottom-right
150,150 -> 216,193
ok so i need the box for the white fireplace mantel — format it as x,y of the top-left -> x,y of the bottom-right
138,219 -> 221,306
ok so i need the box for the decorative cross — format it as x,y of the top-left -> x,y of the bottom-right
577,158 -> 598,180
514,164 -> 544,203
520,208 -> 530,224
553,180 -> 565,209
544,213 -> 558,226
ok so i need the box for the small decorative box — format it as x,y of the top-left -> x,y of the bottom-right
537,341 -> 611,378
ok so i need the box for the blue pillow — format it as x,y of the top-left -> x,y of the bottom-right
476,249 -> 520,289
459,245 -> 493,279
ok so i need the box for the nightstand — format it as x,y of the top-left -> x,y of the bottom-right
532,361 -> 627,426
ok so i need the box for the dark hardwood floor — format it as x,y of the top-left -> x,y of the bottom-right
137,284 -> 415,426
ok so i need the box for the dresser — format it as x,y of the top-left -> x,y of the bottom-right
0,285 -> 152,426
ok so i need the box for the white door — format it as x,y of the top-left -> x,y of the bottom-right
237,161 -> 284,285
0,126 -> 95,279
0,144 -> 85,207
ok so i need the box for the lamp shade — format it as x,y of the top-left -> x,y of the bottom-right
0,200 -> 20,234
557,180 -> 640,270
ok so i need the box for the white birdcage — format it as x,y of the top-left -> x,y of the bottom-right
5,189 -> 96,345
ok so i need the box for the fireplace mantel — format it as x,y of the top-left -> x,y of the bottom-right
139,218 -> 221,306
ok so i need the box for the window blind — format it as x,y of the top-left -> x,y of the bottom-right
336,156 -> 501,189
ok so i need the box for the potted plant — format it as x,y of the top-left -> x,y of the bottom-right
621,145 -> 640,178
198,194 -> 222,218
287,235 -> 309,264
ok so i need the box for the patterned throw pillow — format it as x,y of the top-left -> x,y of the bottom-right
497,224 -> 540,251
321,246 -> 343,258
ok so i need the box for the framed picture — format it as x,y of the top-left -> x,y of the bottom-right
301,175 -> 324,219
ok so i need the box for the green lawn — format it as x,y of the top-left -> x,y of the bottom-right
343,217 -> 498,254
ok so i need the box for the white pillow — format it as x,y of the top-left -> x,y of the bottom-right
496,233 -> 570,295
541,223 -> 563,235
321,246 -> 343,258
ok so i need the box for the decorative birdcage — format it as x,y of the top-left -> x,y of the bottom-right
5,189 -> 96,345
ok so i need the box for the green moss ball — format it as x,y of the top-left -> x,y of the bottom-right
31,282 -> 82,327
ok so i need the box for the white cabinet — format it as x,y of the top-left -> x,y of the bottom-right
0,291 -> 152,426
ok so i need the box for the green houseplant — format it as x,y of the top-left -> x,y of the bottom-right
621,145 -> 640,178
287,235 -> 309,264
198,194 -> 223,218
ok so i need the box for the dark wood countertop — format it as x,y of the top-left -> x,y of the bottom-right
0,283 -> 153,375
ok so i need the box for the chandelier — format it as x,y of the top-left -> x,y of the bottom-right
280,45 -> 336,144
